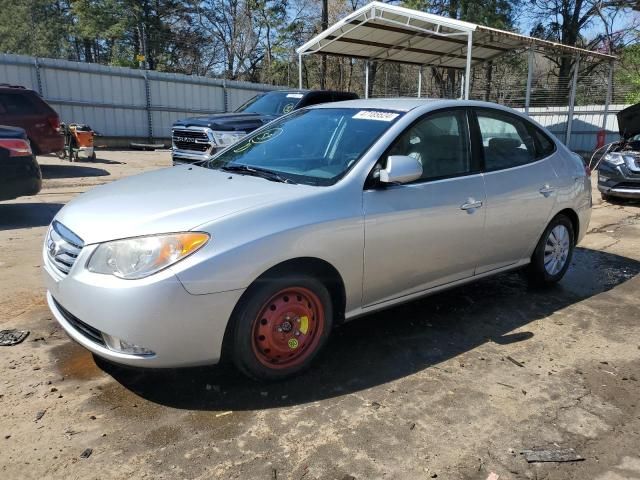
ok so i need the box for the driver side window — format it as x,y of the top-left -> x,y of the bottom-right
386,109 -> 472,181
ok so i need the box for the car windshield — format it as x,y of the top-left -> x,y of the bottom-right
208,108 -> 402,186
235,92 -> 304,116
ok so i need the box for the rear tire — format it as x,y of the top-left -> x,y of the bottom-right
527,214 -> 575,286
230,275 -> 333,381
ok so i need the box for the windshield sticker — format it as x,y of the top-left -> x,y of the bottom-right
286,93 -> 304,98
251,127 -> 284,144
233,127 -> 284,152
282,103 -> 295,114
353,111 -> 399,122
232,142 -> 253,153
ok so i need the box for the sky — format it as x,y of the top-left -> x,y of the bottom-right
517,7 -> 639,44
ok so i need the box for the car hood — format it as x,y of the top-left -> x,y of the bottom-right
54,165 -> 311,245
173,113 -> 277,132
618,103 -> 640,139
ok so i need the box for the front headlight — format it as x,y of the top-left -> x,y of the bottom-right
603,153 -> 625,166
87,232 -> 209,279
211,130 -> 246,146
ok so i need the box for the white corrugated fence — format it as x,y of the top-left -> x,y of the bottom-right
0,53 -> 281,142
0,53 -> 629,152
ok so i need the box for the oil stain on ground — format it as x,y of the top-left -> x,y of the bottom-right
51,340 -> 104,380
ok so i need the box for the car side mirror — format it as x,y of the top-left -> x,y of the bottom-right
379,155 -> 423,184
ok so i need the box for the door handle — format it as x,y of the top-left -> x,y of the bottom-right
460,198 -> 483,211
539,185 -> 554,197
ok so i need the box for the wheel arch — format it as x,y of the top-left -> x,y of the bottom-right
555,208 -> 580,245
220,256 -> 347,363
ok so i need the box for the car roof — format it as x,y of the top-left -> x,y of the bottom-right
0,84 -> 32,92
0,125 -> 27,138
309,97 -> 536,115
266,89 -> 356,96
311,97 -> 443,112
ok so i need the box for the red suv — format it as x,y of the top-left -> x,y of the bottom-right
0,84 -> 63,155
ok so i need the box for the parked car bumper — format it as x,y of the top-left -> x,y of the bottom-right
32,133 -> 64,155
43,245 -> 244,368
598,163 -> 640,198
0,155 -> 42,201
171,148 -> 212,165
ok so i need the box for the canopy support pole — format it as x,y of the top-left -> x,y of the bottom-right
525,48 -> 534,114
602,60 -> 614,133
417,66 -> 422,98
464,32 -> 472,99
298,53 -> 303,89
565,54 -> 580,147
365,61 -> 369,99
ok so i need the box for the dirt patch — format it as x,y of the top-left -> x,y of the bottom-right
1,152 -> 640,479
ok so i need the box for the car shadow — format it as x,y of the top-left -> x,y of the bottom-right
85,157 -> 125,165
97,247 -> 640,410
0,202 -> 63,230
40,164 -> 110,179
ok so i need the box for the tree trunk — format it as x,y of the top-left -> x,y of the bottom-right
484,61 -> 492,101
320,0 -> 328,89
83,39 -> 93,63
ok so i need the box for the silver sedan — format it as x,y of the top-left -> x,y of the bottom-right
43,99 -> 591,380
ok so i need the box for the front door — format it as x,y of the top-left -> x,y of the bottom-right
362,108 -> 486,307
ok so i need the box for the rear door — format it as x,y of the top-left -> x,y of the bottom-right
362,108 -> 486,306
472,108 -> 558,274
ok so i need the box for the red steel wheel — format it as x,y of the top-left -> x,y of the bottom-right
250,287 -> 325,369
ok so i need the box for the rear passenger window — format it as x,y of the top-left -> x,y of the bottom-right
386,109 -> 472,181
476,110 -> 537,170
530,126 -> 555,158
0,93 -> 40,115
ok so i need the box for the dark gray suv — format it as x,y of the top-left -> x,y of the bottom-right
598,103 -> 640,201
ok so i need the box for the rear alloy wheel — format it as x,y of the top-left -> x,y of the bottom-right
231,275 -> 333,381
528,214 -> 575,285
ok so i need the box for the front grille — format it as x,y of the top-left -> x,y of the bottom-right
46,221 -> 84,276
174,142 -> 210,152
172,128 -> 212,152
52,297 -> 105,346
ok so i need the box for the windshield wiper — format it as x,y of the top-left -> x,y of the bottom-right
221,164 -> 296,184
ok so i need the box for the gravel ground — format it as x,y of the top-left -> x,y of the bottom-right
1,150 -> 639,480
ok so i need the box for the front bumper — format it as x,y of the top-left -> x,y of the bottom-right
171,147 -> 226,166
171,149 -> 212,165
598,162 -> 640,198
43,246 -> 244,368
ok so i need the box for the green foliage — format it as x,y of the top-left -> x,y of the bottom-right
617,44 -> 640,104
0,0 -> 74,58
402,0 -> 518,29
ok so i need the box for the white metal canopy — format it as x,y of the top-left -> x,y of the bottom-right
296,1 -> 616,101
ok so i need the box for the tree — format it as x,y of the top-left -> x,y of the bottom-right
527,0 -> 637,104
0,0 -> 74,59
616,44 -> 640,104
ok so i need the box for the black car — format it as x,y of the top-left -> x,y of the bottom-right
598,103 -> 640,201
0,125 -> 42,201
171,89 -> 358,164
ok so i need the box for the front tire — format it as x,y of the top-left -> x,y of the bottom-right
230,275 -> 333,381
528,214 -> 575,286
